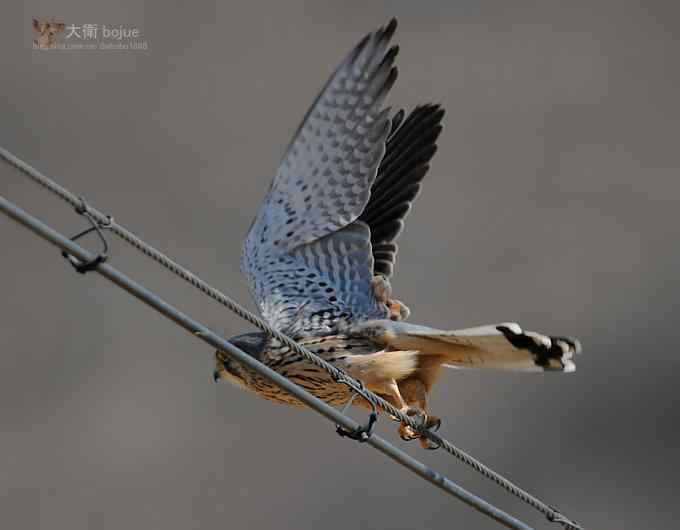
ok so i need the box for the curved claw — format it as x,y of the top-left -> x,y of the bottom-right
398,411 -> 442,447
399,425 -> 419,441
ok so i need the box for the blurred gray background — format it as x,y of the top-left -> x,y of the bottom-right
2,1 -> 678,529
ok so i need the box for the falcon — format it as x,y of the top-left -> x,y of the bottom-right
214,19 -> 581,447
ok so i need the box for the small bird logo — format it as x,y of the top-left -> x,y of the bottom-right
32,19 -> 65,49
214,18 -> 581,448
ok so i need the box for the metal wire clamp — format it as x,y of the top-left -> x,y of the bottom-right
334,379 -> 378,442
61,197 -> 112,273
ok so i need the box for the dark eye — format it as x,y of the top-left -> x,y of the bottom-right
226,362 -> 243,378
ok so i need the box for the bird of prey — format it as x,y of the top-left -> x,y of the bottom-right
214,18 -> 581,447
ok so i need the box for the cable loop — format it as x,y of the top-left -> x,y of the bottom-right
61,197 -> 112,273
336,391 -> 379,442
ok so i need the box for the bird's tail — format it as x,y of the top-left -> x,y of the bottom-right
351,320 -> 581,372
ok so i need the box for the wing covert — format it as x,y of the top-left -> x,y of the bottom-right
256,222 -> 386,337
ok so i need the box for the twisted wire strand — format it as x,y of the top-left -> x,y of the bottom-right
0,146 -> 582,530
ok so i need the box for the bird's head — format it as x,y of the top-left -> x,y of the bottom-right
214,332 -> 268,388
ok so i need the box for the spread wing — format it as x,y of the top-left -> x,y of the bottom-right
241,19 -> 399,336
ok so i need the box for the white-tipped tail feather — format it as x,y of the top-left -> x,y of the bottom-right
350,320 -> 581,372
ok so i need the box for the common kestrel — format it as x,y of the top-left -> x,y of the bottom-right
214,19 -> 581,447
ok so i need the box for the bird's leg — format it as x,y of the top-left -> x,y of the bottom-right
371,276 -> 411,321
376,379 -> 428,444
350,377 -> 435,446
382,379 -> 407,409
354,378 -> 406,415
398,378 -> 441,449
343,378 -> 409,440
